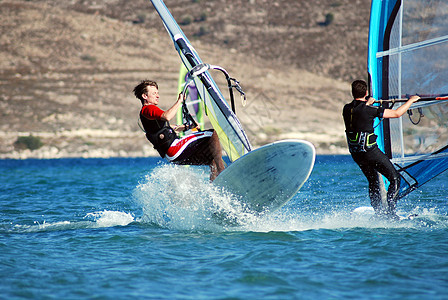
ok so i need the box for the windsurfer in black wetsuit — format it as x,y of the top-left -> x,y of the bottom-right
133,80 -> 225,181
342,80 -> 419,219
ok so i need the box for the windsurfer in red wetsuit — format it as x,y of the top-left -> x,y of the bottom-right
133,80 -> 225,181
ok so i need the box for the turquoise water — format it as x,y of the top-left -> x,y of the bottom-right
1,156 -> 447,299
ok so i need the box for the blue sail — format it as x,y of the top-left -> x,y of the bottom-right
368,0 -> 448,198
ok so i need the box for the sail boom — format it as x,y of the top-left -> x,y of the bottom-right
376,35 -> 448,58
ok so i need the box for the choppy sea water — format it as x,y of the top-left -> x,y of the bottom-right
1,156 -> 447,299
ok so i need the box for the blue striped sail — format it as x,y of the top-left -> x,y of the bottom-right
368,0 -> 448,198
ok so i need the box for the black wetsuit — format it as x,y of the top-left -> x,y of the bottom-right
342,100 -> 400,217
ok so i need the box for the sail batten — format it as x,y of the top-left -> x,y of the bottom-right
376,35 -> 448,58
369,0 -> 448,198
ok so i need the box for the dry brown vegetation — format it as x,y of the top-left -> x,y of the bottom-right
0,0 -> 372,158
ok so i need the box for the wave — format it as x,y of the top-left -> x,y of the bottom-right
132,165 -> 448,232
3,210 -> 135,233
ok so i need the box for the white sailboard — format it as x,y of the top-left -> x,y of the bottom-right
149,0 -> 316,213
213,140 -> 315,213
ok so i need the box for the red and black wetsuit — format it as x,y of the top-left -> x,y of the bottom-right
140,105 -> 214,165
140,105 -> 177,157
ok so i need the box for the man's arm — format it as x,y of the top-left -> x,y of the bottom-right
172,124 -> 186,133
160,93 -> 183,122
383,95 -> 420,119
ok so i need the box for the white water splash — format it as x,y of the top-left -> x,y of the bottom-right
85,210 -> 135,227
133,164 -> 260,231
132,164 -> 448,232
9,210 -> 134,233
231,205 -> 448,232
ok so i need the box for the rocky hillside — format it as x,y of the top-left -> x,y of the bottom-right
0,0 -> 372,158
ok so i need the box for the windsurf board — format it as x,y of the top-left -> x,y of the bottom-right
213,139 -> 315,213
352,206 -> 418,221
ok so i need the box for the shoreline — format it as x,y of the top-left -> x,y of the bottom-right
0,143 -> 349,160
0,129 -> 349,160
0,152 -> 351,161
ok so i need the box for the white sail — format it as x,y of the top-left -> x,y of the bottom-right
150,0 -> 252,162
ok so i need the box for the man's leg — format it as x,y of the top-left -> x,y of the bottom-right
208,131 -> 225,181
360,165 -> 384,213
352,153 -> 385,214
372,149 -> 400,216
167,130 -> 224,181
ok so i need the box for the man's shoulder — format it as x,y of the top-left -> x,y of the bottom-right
365,104 -> 382,111
343,101 -> 355,113
142,104 -> 156,110
143,104 -> 163,111
141,104 -> 164,118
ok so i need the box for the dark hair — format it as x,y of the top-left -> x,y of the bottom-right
133,80 -> 158,103
351,80 -> 367,99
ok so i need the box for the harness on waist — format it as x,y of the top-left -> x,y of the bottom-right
139,112 -> 177,157
146,126 -> 177,157
346,131 -> 377,153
